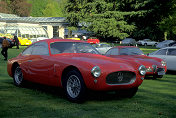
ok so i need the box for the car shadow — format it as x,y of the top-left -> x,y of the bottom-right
22,81 -> 65,99
166,70 -> 176,75
12,81 -> 132,102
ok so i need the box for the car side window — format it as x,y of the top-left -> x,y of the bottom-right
111,48 -> 119,55
106,48 -> 118,55
106,49 -> 112,55
22,45 -> 34,55
167,49 -> 176,56
32,42 -> 49,55
155,49 -> 167,55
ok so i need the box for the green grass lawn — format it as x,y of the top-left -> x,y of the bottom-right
0,46 -> 176,118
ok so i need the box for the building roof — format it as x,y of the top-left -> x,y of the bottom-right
0,13 -> 67,24
0,13 -> 19,18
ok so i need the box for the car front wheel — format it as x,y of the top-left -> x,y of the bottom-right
64,70 -> 86,103
13,66 -> 24,86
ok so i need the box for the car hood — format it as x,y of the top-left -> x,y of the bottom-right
108,55 -> 163,67
52,53 -> 136,71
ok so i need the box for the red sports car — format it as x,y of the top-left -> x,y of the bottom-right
7,39 -> 146,102
105,46 -> 167,79
87,37 -> 100,44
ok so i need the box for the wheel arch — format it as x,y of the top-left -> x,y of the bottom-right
11,62 -> 20,77
61,65 -> 84,87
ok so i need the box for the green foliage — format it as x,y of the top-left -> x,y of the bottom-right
66,0 -> 136,39
28,0 -> 64,17
42,0 -> 63,17
66,0 -> 176,41
28,0 -> 48,17
159,1 -> 176,40
120,0 -> 174,40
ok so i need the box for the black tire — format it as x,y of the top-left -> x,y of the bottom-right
117,87 -> 138,98
13,66 -> 25,87
144,43 -> 147,46
63,70 -> 86,103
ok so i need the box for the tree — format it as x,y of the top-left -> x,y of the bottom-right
118,0 -> 174,40
0,1 -> 10,13
159,1 -> 176,40
28,0 -> 48,17
10,0 -> 32,17
65,0 -> 136,40
42,0 -> 63,17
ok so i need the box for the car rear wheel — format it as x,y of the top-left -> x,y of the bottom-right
116,87 -> 138,98
144,43 -> 147,46
63,70 -> 86,103
13,66 -> 24,86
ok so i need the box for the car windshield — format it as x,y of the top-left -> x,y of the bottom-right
50,42 -> 100,54
100,44 -> 111,47
162,40 -> 173,43
119,47 -> 144,55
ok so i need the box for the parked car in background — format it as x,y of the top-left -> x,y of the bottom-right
87,37 -> 100,44
7,39 -> 146,102
105,46 -> 167,79
18,37 -> 32,46
137,39 -> 158,46
92,43 -> 112,54
66,37 -> 81,40
0,37 -> 14,48
148,47 -> 176,71
156,40 -> 174,48
29,37 -> 48,43
168,41 -> 176,47
121,38 -> 136,46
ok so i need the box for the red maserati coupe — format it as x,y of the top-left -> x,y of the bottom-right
7,39 -> 146,102
105,46 -> 167,79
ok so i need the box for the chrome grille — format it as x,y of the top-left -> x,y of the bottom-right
106,71 -> 136,85
157,68 -> 165,72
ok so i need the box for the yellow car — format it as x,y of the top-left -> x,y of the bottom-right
66,37 -> 81,40
18,37 -> 32,46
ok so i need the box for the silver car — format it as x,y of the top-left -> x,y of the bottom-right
137,39 -> 158,46
92,43 -> 112,54
148,47 -> 176,71
156,40 -> 174,48
121,38 -> 136,46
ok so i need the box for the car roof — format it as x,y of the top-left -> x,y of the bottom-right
161,46 -> 176,49
37,38 -> 86,44
114,46 -> 138,48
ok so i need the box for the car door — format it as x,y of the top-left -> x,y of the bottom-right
165,48 -> 176,70
149,48 -> 168,67
27,42 -> 56,85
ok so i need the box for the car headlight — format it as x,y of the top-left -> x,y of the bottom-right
138,65 -> 146,75
161,61 -> 166,66
91,66 -> 101,78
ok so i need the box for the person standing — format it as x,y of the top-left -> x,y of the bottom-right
1,37 -> 10,60
13,36 -> 19,49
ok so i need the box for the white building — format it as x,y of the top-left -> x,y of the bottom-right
0,13 -> 69,39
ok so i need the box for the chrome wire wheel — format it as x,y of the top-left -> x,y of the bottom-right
14,66 -> 23,86
66,75 -> 81,98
